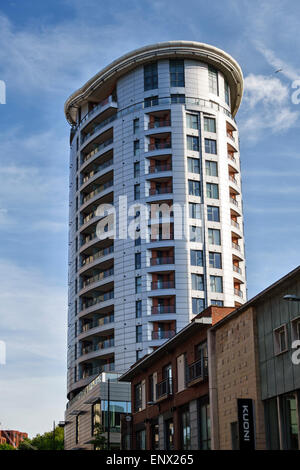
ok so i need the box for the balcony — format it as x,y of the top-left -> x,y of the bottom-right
81,290 -> 114,310
148,120 -> 171,130
151,305 -> 175,314
228,153 -> 237,163
229,175 -> 238,184
231,220 -> 240,230
149,186 -> 172,196
82,158 -> 113,185
232,242 -> 241,251
234,288 -> 243,298
81,245 -> 114,266
82,137 -> 113,164
230,197 -> 238,207
148,142 -> 171,151
151,330 -> 175,340
79,95 -> 117,129
156,378 -> 173,401
151,280 -> 175,290
150,257 -> 174,266
187,357 -> 208,385
149,163 -> 172,174
82,268 -> 114,288
81,314 -> 114,333
81,115 -> 116,144
82,180 -> 113,204
233,265 -> 242,274
81,362 -> 115,379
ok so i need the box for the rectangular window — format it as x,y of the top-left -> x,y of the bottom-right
134,383 -> 142,412
134,140 -> 140,156
209,252 -> 222,269
134,184 -> 140,200
192,273 -> 204,291
171,94 -> 185,103
186,113 -> 199,129
208,228 -> 221,245
192,297 -> 205,314
190,225 -> 202,242
165,419 -> 174,450
75,415 -> 80,444
133,118 -> 140,133
291,317 -> 300,341
188,157 -> 200,174
91,401 -> 101,437
207,206 -> 220,222
170,59 -> 185,87
205,160 -> 218,177
188,180 -> 201,196
135,235 -> 141,246
225,80 -> 230,106
199,398 -> 211,449
134,162 -> 140,178
204,117 -> 216,133
211,299 -> 224,306
206,183 -> 219,199
208,66 -> 219,95
136,300 -> 142,318
136,350 -> 143,361
274,325 -> 288,355
181,406 -> 191,450
190,249 -> 203,266
144,96 -> 159,107
187,135 -> 199,151
136,325 -> 142,343
135,252 -> 141,269
135,276 -> 142,293
189,202 -> 201,219
144,62 -> 158,91
205,138 -> 217,154
210,275 -> 223,293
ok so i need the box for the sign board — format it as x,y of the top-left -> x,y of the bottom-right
237,398 -> 255,450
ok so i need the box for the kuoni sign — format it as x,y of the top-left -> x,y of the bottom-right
237,398 -> 256,450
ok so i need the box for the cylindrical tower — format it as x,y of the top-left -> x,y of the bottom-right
65,41 -> 245,399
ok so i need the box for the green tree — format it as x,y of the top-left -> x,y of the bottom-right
89,423 -> 108,450
19,426 -> 64,451
0,442 -> 16,450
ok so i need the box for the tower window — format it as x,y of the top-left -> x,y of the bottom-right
144,62 -> 158,91
208,66 -> 219,95
170,59 -> 185,87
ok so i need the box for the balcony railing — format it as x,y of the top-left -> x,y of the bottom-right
77,95 -> 117,129
187,357 -> 208,384
156,378 -> 173,399
151,280 -> 175,290
81,115 -> 116,144
231,220 -> 240,230
82,268 -> 114,288
148,120 -> 171,129
152,330 -> 175,340
150,257 -> 174,266
81,290 -> 114,310
82,137 -> 113,164
229,175 -> 237,184
232,242 -> 241,251
81,245 -> 114,266
148,142 -> 171,151
151,305 -> 175,314
234,288 -> 243,298
82,180 -> 113,204
227,132 -> 235,141
149,186 -> 172,196
82,159 -> 113,185
81,314 -> 114,332
228,154 -> 236,163
81,362 -> 115,379
233,265 -> 242,274
230,197 -> 238,206
149,163 -> 172,173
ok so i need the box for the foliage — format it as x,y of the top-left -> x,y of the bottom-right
89,423 -> 108,450
0,442 -> 16,450
18,426 -> 64,451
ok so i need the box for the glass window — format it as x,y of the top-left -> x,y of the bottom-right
134,383 -> 142,412
208,66 -> 219,95
207,206 -> 220,222
181,406 -> 191,450
205,138 -> 217,154
186,113 -> 199,129
206,183 -> 219,199
204,117 -> 216,133
209,252 -> 222,269
211,299 -> 224,306
187,135 -> 199,151
144,96 -> 159,107
205,160 -> 218,177
199,398 -> 211,450
274,325 -> 288,354
282,393 -> 299,450
225,81 -> 230,106
189,202 -> 201,219
135,276 -> 142,293
136,350 -> 143,361
135,235 -> 141,246
135,252 -> 141,269
192,274 -> 204,291
192,297 -> 205,314
208,228 -> 221,246
190,225 -> 202,242
188,180 -> 201,196
91,401 -> 101,436
170,59 -> 185,87
190,249 -> 203,266
144,62 -> 158,91
136,300 -> 142,318
188,157 -> 200,174
133,118 -> 139,133
134,140 -> 140,155
75,415 -> 80,444
210,275 -> 223,293
134,162 -> 140,178
151,423 -> 159,450
136,325 -> 142,342
165,419 -> 174,450
171,94 -> 185,103
134,184 -> 140,200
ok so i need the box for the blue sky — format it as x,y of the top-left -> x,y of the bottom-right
0,0 -> 299,437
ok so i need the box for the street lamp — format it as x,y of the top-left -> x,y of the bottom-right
283,295 -> 300,302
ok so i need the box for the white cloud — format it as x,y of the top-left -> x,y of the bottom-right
243,74 -> 289,108
255,41 -> 300,81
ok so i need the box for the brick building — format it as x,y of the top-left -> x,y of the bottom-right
0,430 -> 28,448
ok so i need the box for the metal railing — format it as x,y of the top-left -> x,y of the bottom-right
232,242 -> 241,251
81,314 -> 114,332
81,245 -> 114,266
149,163 -> 172,173
148,142 -> 171,151
82,180 -> 113,204
187,357 -> 208,383
81,115 -> 116,144
230,197 -> 238,206
148,120 -> 171,129
82,158 -> 113,184
82,268 -> 114,287
231,220 -> 240,229
234,288 -> 243,298
156,378 -> 173,398
150,256 -> 174,266
152,330 -> 175,340
151,281 -> 175,290
233,265 -> 242,274
82,137 -> 113,164
81,290 -> 114,310
149,186 -> 172,196
151,305 -> 175,314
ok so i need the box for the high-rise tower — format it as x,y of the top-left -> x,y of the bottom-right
65,41 -> 245,399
